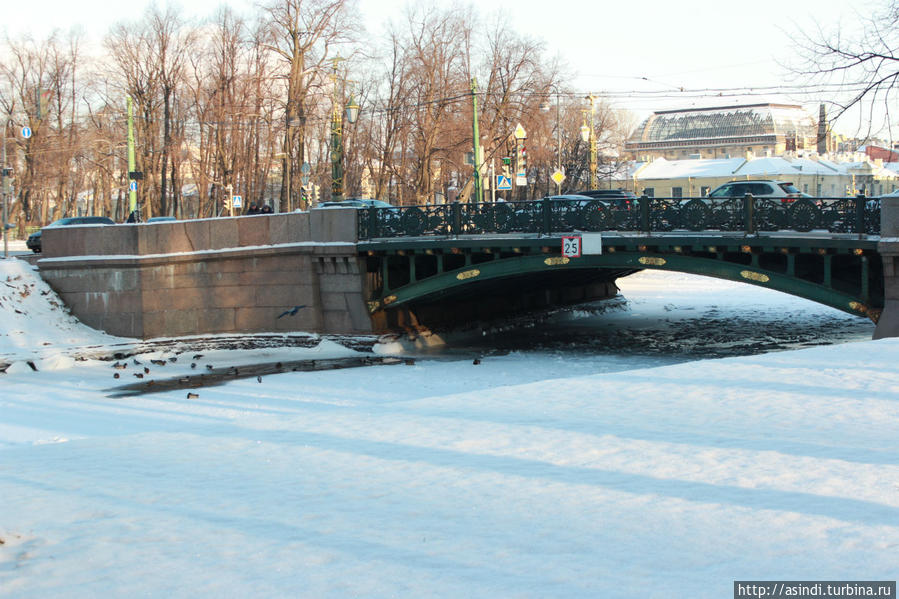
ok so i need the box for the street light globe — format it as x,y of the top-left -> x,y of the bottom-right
580,124 -> 590,142
345,95 -> 360,124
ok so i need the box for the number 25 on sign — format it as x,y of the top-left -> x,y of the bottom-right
562,236 -> 581,258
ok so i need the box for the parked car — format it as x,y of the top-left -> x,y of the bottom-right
146,216 -> 177,223
26,216 -> 116,253
316,198 -> 395,209
706,180 -> 802,203
577,188 -> 638,209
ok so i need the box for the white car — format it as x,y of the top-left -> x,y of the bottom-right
706,180 -> 802,203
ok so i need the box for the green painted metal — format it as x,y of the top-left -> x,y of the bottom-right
371,251 -> 876,318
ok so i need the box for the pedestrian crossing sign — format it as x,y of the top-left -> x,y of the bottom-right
496,175 -> 513,191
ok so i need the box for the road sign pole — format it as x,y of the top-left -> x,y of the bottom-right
127,97 -> 137,216
2,124 -> 8,259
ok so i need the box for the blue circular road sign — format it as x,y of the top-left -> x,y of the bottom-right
129,180 -> 138,192
21,126 -> 32,139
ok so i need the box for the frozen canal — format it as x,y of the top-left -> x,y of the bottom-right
2,262 -> 893,599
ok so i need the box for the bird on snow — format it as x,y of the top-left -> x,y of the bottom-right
257,376 -> 262,383
277,305 -> 307,319
187,392 -> 199,399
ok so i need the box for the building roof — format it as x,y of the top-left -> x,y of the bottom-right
627,104 -> 818,148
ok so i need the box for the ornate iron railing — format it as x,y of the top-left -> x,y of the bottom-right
357,195 -> 882,239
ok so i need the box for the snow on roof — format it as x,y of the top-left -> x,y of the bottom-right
635,157 -> 747,179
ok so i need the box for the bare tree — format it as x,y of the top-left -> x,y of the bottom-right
794,1 -> 899,138
262,0 -> 359,211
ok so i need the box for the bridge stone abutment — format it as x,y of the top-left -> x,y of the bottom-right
875,197 -> 899,339
37,209 -> 374,338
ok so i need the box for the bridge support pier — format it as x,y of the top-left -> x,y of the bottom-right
874,196 -> 899,339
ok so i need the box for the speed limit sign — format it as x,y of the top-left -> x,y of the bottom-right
562,236 -> 581,258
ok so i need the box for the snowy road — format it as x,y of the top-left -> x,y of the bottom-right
1,260 -> 896,598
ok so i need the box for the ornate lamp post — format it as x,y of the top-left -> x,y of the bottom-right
330,59 -> 359,202
581,94 -> 597,189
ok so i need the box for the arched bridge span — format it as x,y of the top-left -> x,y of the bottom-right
360,233 -> 883,329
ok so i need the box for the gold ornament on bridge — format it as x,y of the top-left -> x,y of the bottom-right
740,270 -> 770,283
456,269 -> 481,281
382,295 -> 398,305
638,257 -> 667,266
544,257 -> 570,266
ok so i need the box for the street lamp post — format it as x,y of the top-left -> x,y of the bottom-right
330,58 -> 359,202
581,94 -> 597,189
540,87 -> 563,194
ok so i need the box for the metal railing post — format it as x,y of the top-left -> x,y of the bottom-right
367,207 -> 378,239
541,196 -> 552,235
855,193 -> 867,237
451,201 -> 461,237
639,194 -> 650,232
743,193 -> 755,235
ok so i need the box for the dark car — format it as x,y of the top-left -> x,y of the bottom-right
577,188 -> 638,209
26,216 -> 116,253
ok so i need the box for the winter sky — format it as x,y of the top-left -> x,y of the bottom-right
2,0 -> 886,135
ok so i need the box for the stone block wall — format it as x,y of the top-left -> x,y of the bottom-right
874,197 -> 899,339
37,209 -> 373,338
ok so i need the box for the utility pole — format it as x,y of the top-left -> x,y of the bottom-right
471,78 -> 482,204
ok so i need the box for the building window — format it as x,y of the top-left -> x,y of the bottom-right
701,186 -> 711,197
671,187 -> 683,198
803,183 -> 809,194
644,188 -> 655,198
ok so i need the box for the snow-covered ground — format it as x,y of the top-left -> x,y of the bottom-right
1,258 -> 897,598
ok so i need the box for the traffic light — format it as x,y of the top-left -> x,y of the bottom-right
35,88 -> 51,120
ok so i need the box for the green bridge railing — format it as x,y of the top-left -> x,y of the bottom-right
358,195 -> 881,240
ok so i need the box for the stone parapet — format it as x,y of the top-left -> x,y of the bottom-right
37,209 -> 372,338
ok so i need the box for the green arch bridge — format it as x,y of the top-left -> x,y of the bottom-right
355,196 -> 885,330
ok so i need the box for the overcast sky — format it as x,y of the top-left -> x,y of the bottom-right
1,0 -> 887,137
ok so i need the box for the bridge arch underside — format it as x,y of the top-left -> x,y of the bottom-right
362,236 -> 883,332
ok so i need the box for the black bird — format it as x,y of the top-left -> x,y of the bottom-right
206,364 -> 213,370
134,373 -> 144,379
473,358 -> 481,365
257,376 -> 262,383
193,354 -> 203,360
132,358 -> 141,365
150,359 -> 167,366
113,373 -> 120,379
277,305 -> 307,319
190,363 -> 197,369
187,392 -> 199,399
144,367 -> 150,374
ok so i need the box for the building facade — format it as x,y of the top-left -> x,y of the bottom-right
625,104 -> 829,162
